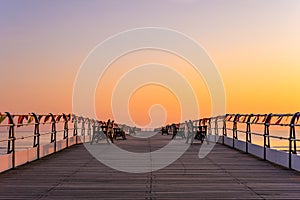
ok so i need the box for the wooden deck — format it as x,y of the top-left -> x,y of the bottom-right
0,132 -> 300,199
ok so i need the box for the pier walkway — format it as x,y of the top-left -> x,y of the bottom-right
0,132 -> 299,199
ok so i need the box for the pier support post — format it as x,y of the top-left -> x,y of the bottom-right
246,114 -> 253,154
263,114 -> 272,160
87,119 -> 91,143
289,112 -> 299,169
232,114 -> 239,149
32,113 -> 40,159
81,118 -> 85,143
214,117 -> 218,142
222,115 -> 227,145
63,114 -> 69,148
50,113 -> 57,153
73,115 -> 78,144
6,112 -> 15,169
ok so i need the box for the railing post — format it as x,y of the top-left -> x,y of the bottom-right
246,114 -> 253,154
233,114 -> 239,149
87,119 -> 91,143
91,121 -> 97,144
207,118 -> 212,135
5,112 -> 15,169
49,113 -> 56,153
81,117 -> 85,143
264,114 -> 272,160
214,117 -> 219,136
32,113 -> 40,159
213,117 -> 218,142
222,115 -> 227,144
73,115 -> 78,144
63,113 -> 69,148
289,112 -> 299,169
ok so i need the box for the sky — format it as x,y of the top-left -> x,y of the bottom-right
1,0 -> 300,127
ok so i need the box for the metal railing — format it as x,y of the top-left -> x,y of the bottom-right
2,111 -> 300,171
189,112 -> 300,169
0,112 -> 105,170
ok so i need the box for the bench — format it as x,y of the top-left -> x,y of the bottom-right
91,119 -> 114,144
172,123 -> 186,139
186,120 -> 207,144
194,125 -> 207,143
113,124 -> 126,140
161,125 -> 170,135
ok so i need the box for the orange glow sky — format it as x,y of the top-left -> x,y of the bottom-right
1,1 -> 300,126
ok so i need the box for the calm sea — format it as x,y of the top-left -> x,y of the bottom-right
1,126 -> 299,155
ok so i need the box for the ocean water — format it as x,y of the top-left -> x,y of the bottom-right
0,122 -> 73,155
0,122 -> 299,155
212,121 -> 300,153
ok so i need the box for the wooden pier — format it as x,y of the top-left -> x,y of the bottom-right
0,132 -> 299,199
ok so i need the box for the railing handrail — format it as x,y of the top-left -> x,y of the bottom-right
161,112 -> 300,169
0,112 -> 136,171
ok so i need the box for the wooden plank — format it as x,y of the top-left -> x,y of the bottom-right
0,132 -> 299,199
